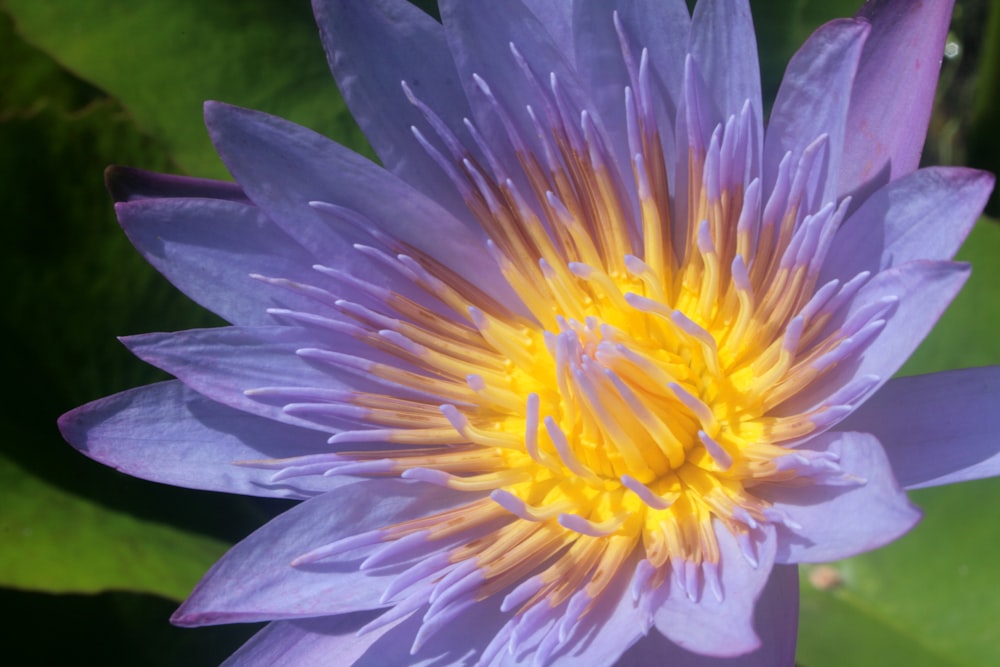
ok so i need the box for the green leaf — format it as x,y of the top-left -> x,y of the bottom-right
797,477 -> 1000,666
901,218 -> 1000,375
3,0 -> 370,177
0,453 -> 228,600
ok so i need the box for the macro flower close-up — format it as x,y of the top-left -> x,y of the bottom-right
40,0 -> 1000,664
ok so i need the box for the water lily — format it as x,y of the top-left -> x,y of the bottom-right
60,0 -> 998,664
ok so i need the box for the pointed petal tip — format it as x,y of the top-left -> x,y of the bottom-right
203,100 -> 230,132
169,606 -> 246,629
169,606 -> 198,628
56,404 -> 87,452
56,396 -> 132,468
116,332 -> 146,352
203,99 -> 226,116
54,388 -> 148,470
203,100 -> 248,134
168,592 -> 296,629
169,588 -> 333,629
971,168 -> 997,198
930,165 -> 997,203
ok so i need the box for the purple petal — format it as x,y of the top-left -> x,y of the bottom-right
312,0 -> 474,223
821,167 -> 994,284
779,260 -> 970,416
58,381 -> 334,498
612,0 -> 692,189
537,555 -> 650,665
116,197 -> 327,326
652,523 -> 777,657
764,19 -> 869,204
762,431 -> 921,564
172,478 -> 466,626
688,0 -> 762,127
202,102 -> 521,314
839,0 -> 955,198
840,367 -> 1000,489
615,0 -> 691,114
620,565 -> 798,666
223,580 -> 513,666
121,326 -> 380,430
524,0 -> 575,60
223,612 -> 393,667
842,261 -> 968,380
572,0 -> 635,177
672,56 -> 718,257
733,564 -> 799,667
439,0 -> 590,176
347,598 -> 507,666
105,165 -> 248,203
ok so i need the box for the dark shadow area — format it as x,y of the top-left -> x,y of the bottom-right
1,588 -> 262,666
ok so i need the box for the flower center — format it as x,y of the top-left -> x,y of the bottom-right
429,217 -> 804,581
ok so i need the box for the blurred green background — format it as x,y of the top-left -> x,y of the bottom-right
1,0 -> 998,664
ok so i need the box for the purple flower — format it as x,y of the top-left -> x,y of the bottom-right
60,0 -> 997,664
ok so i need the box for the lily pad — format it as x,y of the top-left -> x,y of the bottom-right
0,453 -> 228,601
